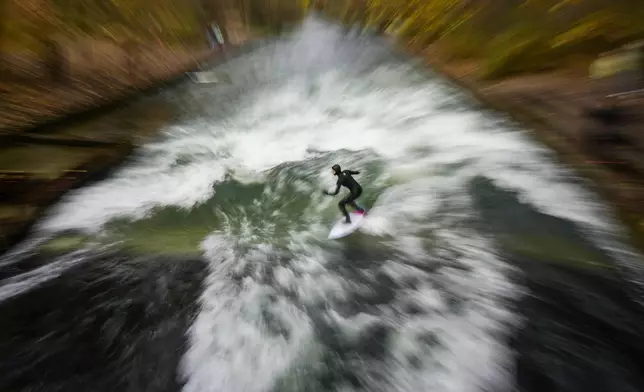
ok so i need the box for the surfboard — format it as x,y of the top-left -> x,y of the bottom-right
328,211 -> 367,240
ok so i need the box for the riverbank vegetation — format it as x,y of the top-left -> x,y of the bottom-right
0,0 -> 206,54
3,0 -> 643,85
255,0 -> 644,79
0,0 -> 304,82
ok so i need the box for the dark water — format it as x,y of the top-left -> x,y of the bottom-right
2,17 -> 644,392
0,251 -> 204,392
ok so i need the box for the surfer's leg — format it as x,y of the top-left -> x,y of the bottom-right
338,197 -> 351,223
348,200 -> 364,214
348,188 -> 365,214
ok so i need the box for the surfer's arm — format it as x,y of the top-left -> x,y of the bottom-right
323,183 -> 341,196
347,170 -> 360,175
323,178 -> 342,196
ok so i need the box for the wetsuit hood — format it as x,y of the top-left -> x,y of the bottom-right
332,164 -> 341,175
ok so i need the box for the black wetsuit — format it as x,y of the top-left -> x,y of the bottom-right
326,170 -> 364,222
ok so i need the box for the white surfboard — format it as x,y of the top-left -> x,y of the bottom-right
328,211 -> 367,240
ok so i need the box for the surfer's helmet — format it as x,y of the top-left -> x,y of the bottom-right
332,164 -> 341,175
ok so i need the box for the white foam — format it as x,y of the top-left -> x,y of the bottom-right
0,250 -> 88,301
180,235 -> 313,392
39,145 -> 228,233
378,234 -> 519,392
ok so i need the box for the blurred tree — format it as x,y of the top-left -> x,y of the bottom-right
2,0 -> 643,80
302,0 -> 644,78
0,0 -> 208,54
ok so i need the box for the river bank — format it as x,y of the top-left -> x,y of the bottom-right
402,42 -> 644,249
0,2 -> 273,255
0,47 -> 224,254
0,47 -> 216,134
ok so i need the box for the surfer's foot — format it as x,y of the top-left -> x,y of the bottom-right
344,217 -> 351,224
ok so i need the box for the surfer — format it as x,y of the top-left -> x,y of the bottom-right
323,164 -> 366,224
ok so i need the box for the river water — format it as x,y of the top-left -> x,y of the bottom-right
3,18 -> 644,392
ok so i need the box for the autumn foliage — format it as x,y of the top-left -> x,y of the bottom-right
303,0 -> 644,77
1,0 -> 643,79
